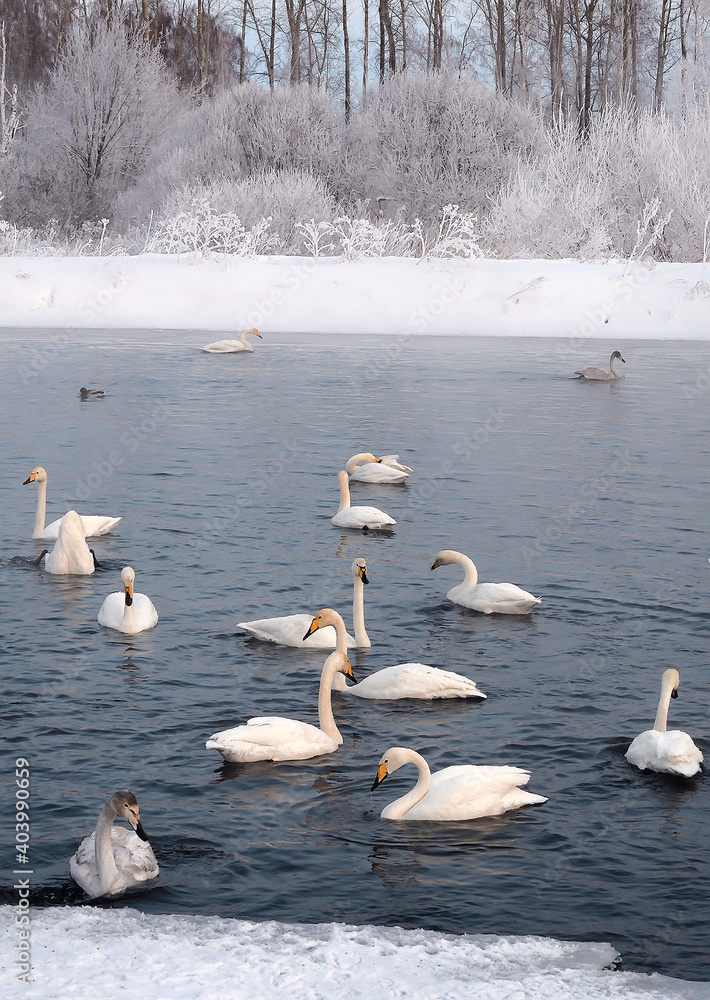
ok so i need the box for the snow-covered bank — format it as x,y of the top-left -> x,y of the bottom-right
1,907 -> 707,1000
1,255 -> 710,339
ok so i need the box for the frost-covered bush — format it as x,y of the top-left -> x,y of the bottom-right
146,198 -> 276,255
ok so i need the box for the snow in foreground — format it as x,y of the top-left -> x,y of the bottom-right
1,907 -> 707,1000
1,255 -> 710,339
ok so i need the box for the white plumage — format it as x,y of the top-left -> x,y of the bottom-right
432,549 -> 540,614
332,471 -> 396,530
98,567 -> 159,634
346,452 -> 412,483
24,466 -> 120,540
626,669 -> 703,777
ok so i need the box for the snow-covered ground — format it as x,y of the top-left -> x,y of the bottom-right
1,907 -> 708,999
1,255 -> 710,338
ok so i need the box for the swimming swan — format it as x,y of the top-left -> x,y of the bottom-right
202,329 -> 262,353
572,351 -> 625,380
371,747 -> 548,821
432,549 -> 541,614
237,559 -> 367,648
39,510 -> 96,574
24,466 -> 121,540
98,567 -> 159,634
346,453 -> 412,483
332,471 -> 396,530
205,648 -> 354,762
307,606 -> 485,700
625,669 -> 703,777
70,791 -> 159,898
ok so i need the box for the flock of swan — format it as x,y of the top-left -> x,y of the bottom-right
26,345 -> 702,899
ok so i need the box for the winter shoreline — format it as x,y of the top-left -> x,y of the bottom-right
1,254 -> 709,339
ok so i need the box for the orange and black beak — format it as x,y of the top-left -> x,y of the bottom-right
23,473 -> 36,485
344,657 -> 356,685
358,565 -> 369,586
371,762 -> 388,791
303,617 -> 320,641
671,688 -> 678,699
124,582 -> 134,607
431,559 -> 440,570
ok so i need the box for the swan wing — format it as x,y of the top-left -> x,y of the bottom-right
348,663 -> 486,700
202,340 -> 247,353
405,765 -> 547,821
70,828 -> 158,897
206,716 -> 337,761
572,366 -> 611,380
453,582 -> 540,614
98,592 -> 125,629
380,455 -> 414,473
237,615 -> 355,648
332,506 -> 396,529
350,464 -> 409,483
626,729 -> 703,776
44,515 -> 120,540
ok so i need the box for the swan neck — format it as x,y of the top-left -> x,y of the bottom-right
338,475 -> 350,512
317,660 -> 341,742
33,478 -> 47,539
95,801 -> 120,892
122,600 -> 135,631
387,751 -> 431,819
455,554 -> 478,587
653,681 -> 673,732
352,577 -> 371,648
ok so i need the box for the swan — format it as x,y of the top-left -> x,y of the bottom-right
202,328 -> 262,353
78,387 -> 105,399
331,471 -> 396,530
205,648 -> 355,762
371,747 -> 548,821
237,559 -> 367,648
23,466 -> 121,540
306,600 -> 486,701
346,452 -> 412,484
572,351 -> 626,380
431,549 -> 541,614
98,567 -> 159,634
39,510 -> 96,574
69,791 -> 159,898
625,669 -> 703,777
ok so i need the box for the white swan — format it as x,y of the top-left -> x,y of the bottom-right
307,606 -> 484,700
40,510 -> 96,574
625,669 -> 703,777
432,549 -> 541,615
331,471 -> 396,530
371,747 -> 548,821
202,328 -> 262,353
69,791 -> 159,898
205,647 -> 354,762
346,452 -> 412,483
237,559 -> 367,648
98,567 -> 159,634
24,466 -> 121,540
572,350 -> 625,380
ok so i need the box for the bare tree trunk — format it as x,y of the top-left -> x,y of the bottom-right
583,0 -> 597,133
432,0 -> 443,69
343,0 -> 351,117
269,0 -> 276,87
285,0 -> 306,83
653,0 -> 671,110
363,0 -> 369,94
379,0 -> 396,80
400,0 -> 407,69
240,0 -> 248,82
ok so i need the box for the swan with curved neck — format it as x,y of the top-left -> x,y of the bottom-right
572,351 -> 626,381
346,452 -> 411,484
371,747 -> 548,821
626,669 -> 703,776
237,559 -> 369,648
205,647 -> 355,762
431,549 -> 541,614
202,329 -> 262,353
39,510 -> 96,575
98,567 -> 159,634
69,791 -> 159,898
332,471 -> 396,530
23,466 -> 121,540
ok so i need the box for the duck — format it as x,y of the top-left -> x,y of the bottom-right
371,747 -> 548,821
98,567 -> 159,634
572,351 -> 625,380
38,510 -> 96,574
431,549 -> 541,614
205,648 -> 354,762
346,452 -> 412,484
237,559 -> 367,648
331,471 -> 396,530
625,669 -> 703,777
78,387 -> 105,399
69,791 -> 159,898
306,602 -> 485,701
202,328 -> 262,353
23,466 -> 121,540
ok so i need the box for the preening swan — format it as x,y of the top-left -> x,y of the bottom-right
39,510 -> 96,575
572,351 -> 625,380
331,470 -> 396,530
98,567 -> 159,634
202,328 -> 262,353
432,549 -> 541,615
23,466 -> 121,540
237,559 -> 368,648
346,453 -> 412,484
205,648 -> 355,762
371,747 -> 548,821
69,791 -> 159,898
78,387 -> 105,399
625,669 -> 703,777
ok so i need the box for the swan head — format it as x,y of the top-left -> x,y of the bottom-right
23,466 -> 47,486
346,452 -> 381,474
431,549 -> 462,570
662,668 -> 680,700
371,747 -> 410,790
611,351 -> 625,364
303,608 -> 346,640
352,558 -> 369,585
108,791 -> 149,841
326,650 -> 356,683
244,328 -> 262,339
121,567 -> 136,606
